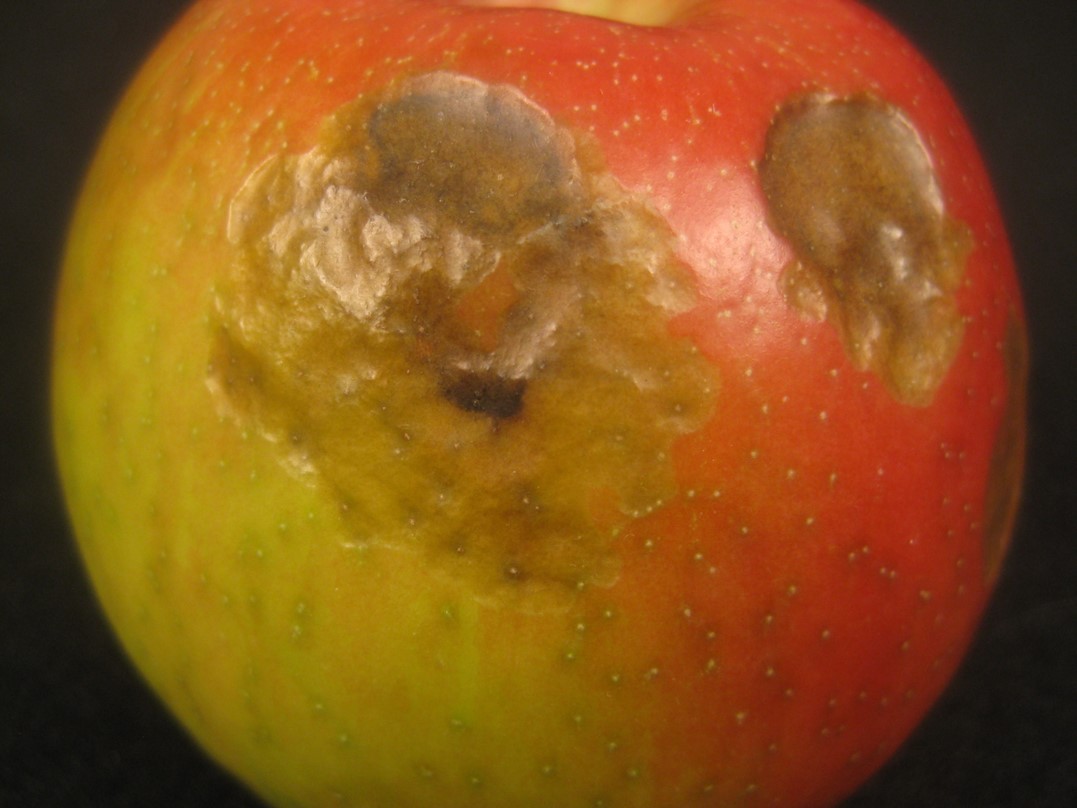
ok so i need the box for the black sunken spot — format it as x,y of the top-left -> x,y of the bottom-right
441,369 -> 527,420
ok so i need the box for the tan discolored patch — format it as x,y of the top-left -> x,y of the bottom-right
209,72 -> 715,597
760,92 -> 972,407
982,315 -> 1028,581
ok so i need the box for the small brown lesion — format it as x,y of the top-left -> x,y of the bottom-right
760,92 -> 973,407
439,368 -> 527,419
209,72 -> 715,595
982,315 -> 1028,581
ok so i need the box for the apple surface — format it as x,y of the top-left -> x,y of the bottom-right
51,0 -> 1026,806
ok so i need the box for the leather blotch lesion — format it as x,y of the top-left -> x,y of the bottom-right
760,92 -> 973,407
208,71 -> 716,594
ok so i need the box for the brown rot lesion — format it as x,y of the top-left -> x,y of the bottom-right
982,315 -> 1028,582
760,92 -> 973,407
208,71 -> 716,595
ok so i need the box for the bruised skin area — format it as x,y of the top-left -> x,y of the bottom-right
760,93 -> 973,407
210,71 -> 715,594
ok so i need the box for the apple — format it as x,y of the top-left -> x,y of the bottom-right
51,0 -> 1026,806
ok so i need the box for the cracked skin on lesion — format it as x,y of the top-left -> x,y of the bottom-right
208,71 -> 715,596
760,92 -> 973,407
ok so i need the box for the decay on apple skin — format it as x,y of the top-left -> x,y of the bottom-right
209,71 -> 715,597
439,367 -> 528,419
982,314 -> 1028,582
759,92 -> 972,408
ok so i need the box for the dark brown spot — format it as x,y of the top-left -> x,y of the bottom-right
439,368 -> 527,420
760,92 -> 972,406
367,72 -> 581,236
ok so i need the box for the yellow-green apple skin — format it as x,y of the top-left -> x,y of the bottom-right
52,0 -> 1026,806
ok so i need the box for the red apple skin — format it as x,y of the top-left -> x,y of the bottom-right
51,1 -> 1025,807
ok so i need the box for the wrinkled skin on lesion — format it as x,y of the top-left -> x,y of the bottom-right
210,72 -> 715,594
760,92 -> 973,407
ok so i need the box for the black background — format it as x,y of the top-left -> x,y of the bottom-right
3,1 -> 1075,805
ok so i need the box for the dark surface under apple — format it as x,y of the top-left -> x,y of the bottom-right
3,1 -> 1075,806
